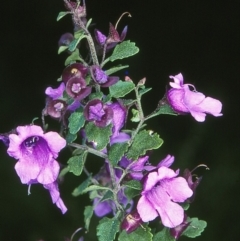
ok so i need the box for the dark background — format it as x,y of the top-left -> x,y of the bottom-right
0,0 -> 239,240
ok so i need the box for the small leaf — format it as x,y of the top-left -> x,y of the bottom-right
124,187 -> 141,200
72,176 -> 92,196
131,109 -> 140,122
57,11 -> 69,21
65,132 -> 77,143
108,142 -> 129,166
65,49 -> 82,66
124,180 -> 142,190
100,190 -> 114,202
138,87 -> 152,97
68,111 -> 85,134
119,225 -> 153,241
105,65 -> 129,75
154,103 -> 177,116
88,91 -> 104,101
153,228 -> 175,241
81,185 -> 111,193
67,153 -> 86,176
58,46 -> 68,54
126,130 -> 164,160
85,122 -> 112,150
84,206 -> 93,231
110,40 -> 139,62
183,217 -> 207,238
109,80 -> 135,98
86,18 -> 93,29
74,29 -> 85,39
68,34 -> 86,52
97,217 -> 120,241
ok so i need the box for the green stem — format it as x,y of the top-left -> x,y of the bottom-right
68,143 -> 108,159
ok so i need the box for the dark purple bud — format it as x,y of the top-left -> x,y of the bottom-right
183,168 -> 202,203
170,214 -> 191,240
58,33 -> 74,47
94,29 -> 107,46
106,23 -> 128,44
62,63 -> 88,84
46,99 -> 67,118
66,76 -> 91,100
121,210 -> 143,234
84,99 -> 113,127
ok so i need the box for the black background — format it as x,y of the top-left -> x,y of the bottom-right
0,0 -> 239,240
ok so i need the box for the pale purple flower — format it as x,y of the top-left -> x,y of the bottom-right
7,125 -> 67,213
167,73 -> 222,122
137,166 -> 193,228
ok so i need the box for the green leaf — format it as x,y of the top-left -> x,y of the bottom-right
68,111 -> 85,134
85,122 -> 112,150
110,40 -> 139,62
57,11 -> 69,21
86,18 -> 92,29
109,80 -> 135,98
119,225 -> 153,241
84,206 -> 93,231
100,190 -> 114,202
88,91 -> 104,101
65,49 -> 82,66
65,132 -> 77,143
74,29 -> 85,39
138,87 -> 152,97
124,187 -> 141,200
183,217 -> 207,238
67,153 -> 86,176
72,176 -> 92,196
153,228 -> 175,241
108,142 -> 129,166
58,45 -> 68,54
68,34 -> 86,52
126,130 -> 164,160
105,65 -> 129,75
131,108 -> 140,122
81,185 -> 111,194
123,180 -> 142,190
97,217 -> 120,241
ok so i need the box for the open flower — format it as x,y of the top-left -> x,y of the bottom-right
167,73 -> 222,122
137,166 -> 193,228
7,125 -> 67,213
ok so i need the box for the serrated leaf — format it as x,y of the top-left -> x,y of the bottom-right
97,217 -> 120,241
58,45 -> 68,54
84,206 -> 93,230
124,180 -> 142,190
57,11 -> 69,21
65,49 -> 82,66
85,122 -> 112,150
109,80 -> 135,98
126,130 -> 164,160
68,111 -> 85,134
153,228 -> 175,241
72,176 -> 92,196
65,132 -> 77,143
119,225 -> 153,241
105,65 -> 129,75
67,153 -> 86,176
124,187 -> 141,200
183,217 -> 207,238
131,108 -> 140,122
110,40 -> 139,62
82,185 -> 111,194
108,142 -> 129,166
100,190 -> 114,202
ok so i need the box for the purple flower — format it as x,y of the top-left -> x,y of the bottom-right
7,125 -> 67,213
58,33 -> 74,47
84,99 -> 113,127
167,73 -> 222,122
137,166 -> 193,228
45,82 -> 65,100
45,99 -> 67,119
90,65 -> 119,87
121,210 -> 143,234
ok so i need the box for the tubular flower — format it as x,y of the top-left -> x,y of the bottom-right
167,73 -> 222,122
137,166 -> 193,228
7,125 -> 67,213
